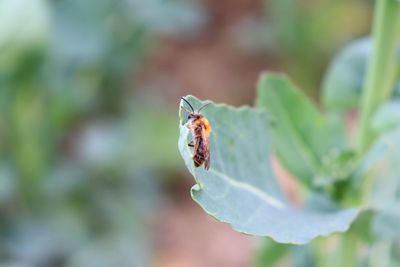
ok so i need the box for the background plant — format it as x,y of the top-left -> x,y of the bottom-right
179,0 -> 400,266
0,0 -> 202,266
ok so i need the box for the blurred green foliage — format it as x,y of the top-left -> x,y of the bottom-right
322,37 -> 400,112
266,0 -> 372,96
0,0 -> 203,266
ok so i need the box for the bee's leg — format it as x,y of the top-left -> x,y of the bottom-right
188,140 -> 194,147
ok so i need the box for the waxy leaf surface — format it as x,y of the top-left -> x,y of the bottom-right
178,95 -> 359,244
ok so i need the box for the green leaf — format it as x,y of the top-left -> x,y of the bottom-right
351,140 -> 387,190
371,128 -> 400,210
371,127 -> 400,240
322,37 -> 400,112
348,209 -> 375,242
373,207 -> 400,240
256,73 -> 345,186
372,100 -> 400,133
322,37 -> 371,111
178,95 -> 359,244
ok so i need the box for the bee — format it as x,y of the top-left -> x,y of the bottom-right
180,97 -> 212,170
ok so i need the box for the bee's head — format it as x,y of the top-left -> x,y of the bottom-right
180,97 -> 210,122
188,113 -> 202,121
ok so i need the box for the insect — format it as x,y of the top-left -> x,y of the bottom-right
180,97 -> 212,170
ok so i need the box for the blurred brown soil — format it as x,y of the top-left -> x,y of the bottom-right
153,179 -> 255,267
137,0 -> 281,107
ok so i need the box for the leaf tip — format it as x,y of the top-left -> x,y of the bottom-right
258,72 -> 289,86
191,183 -> 201,192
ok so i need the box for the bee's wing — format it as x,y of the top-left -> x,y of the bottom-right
202,128 -> 211,170
193,138 -> 202,167
204,147 -> 210,170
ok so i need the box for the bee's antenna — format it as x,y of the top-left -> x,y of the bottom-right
180,97 -> 194,112
198,102 -> 211,113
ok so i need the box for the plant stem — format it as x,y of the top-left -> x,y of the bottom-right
353,3 -> 400,266
314,235 -> 358,267
337,233 -> 358,267
358,0 -> 400,153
